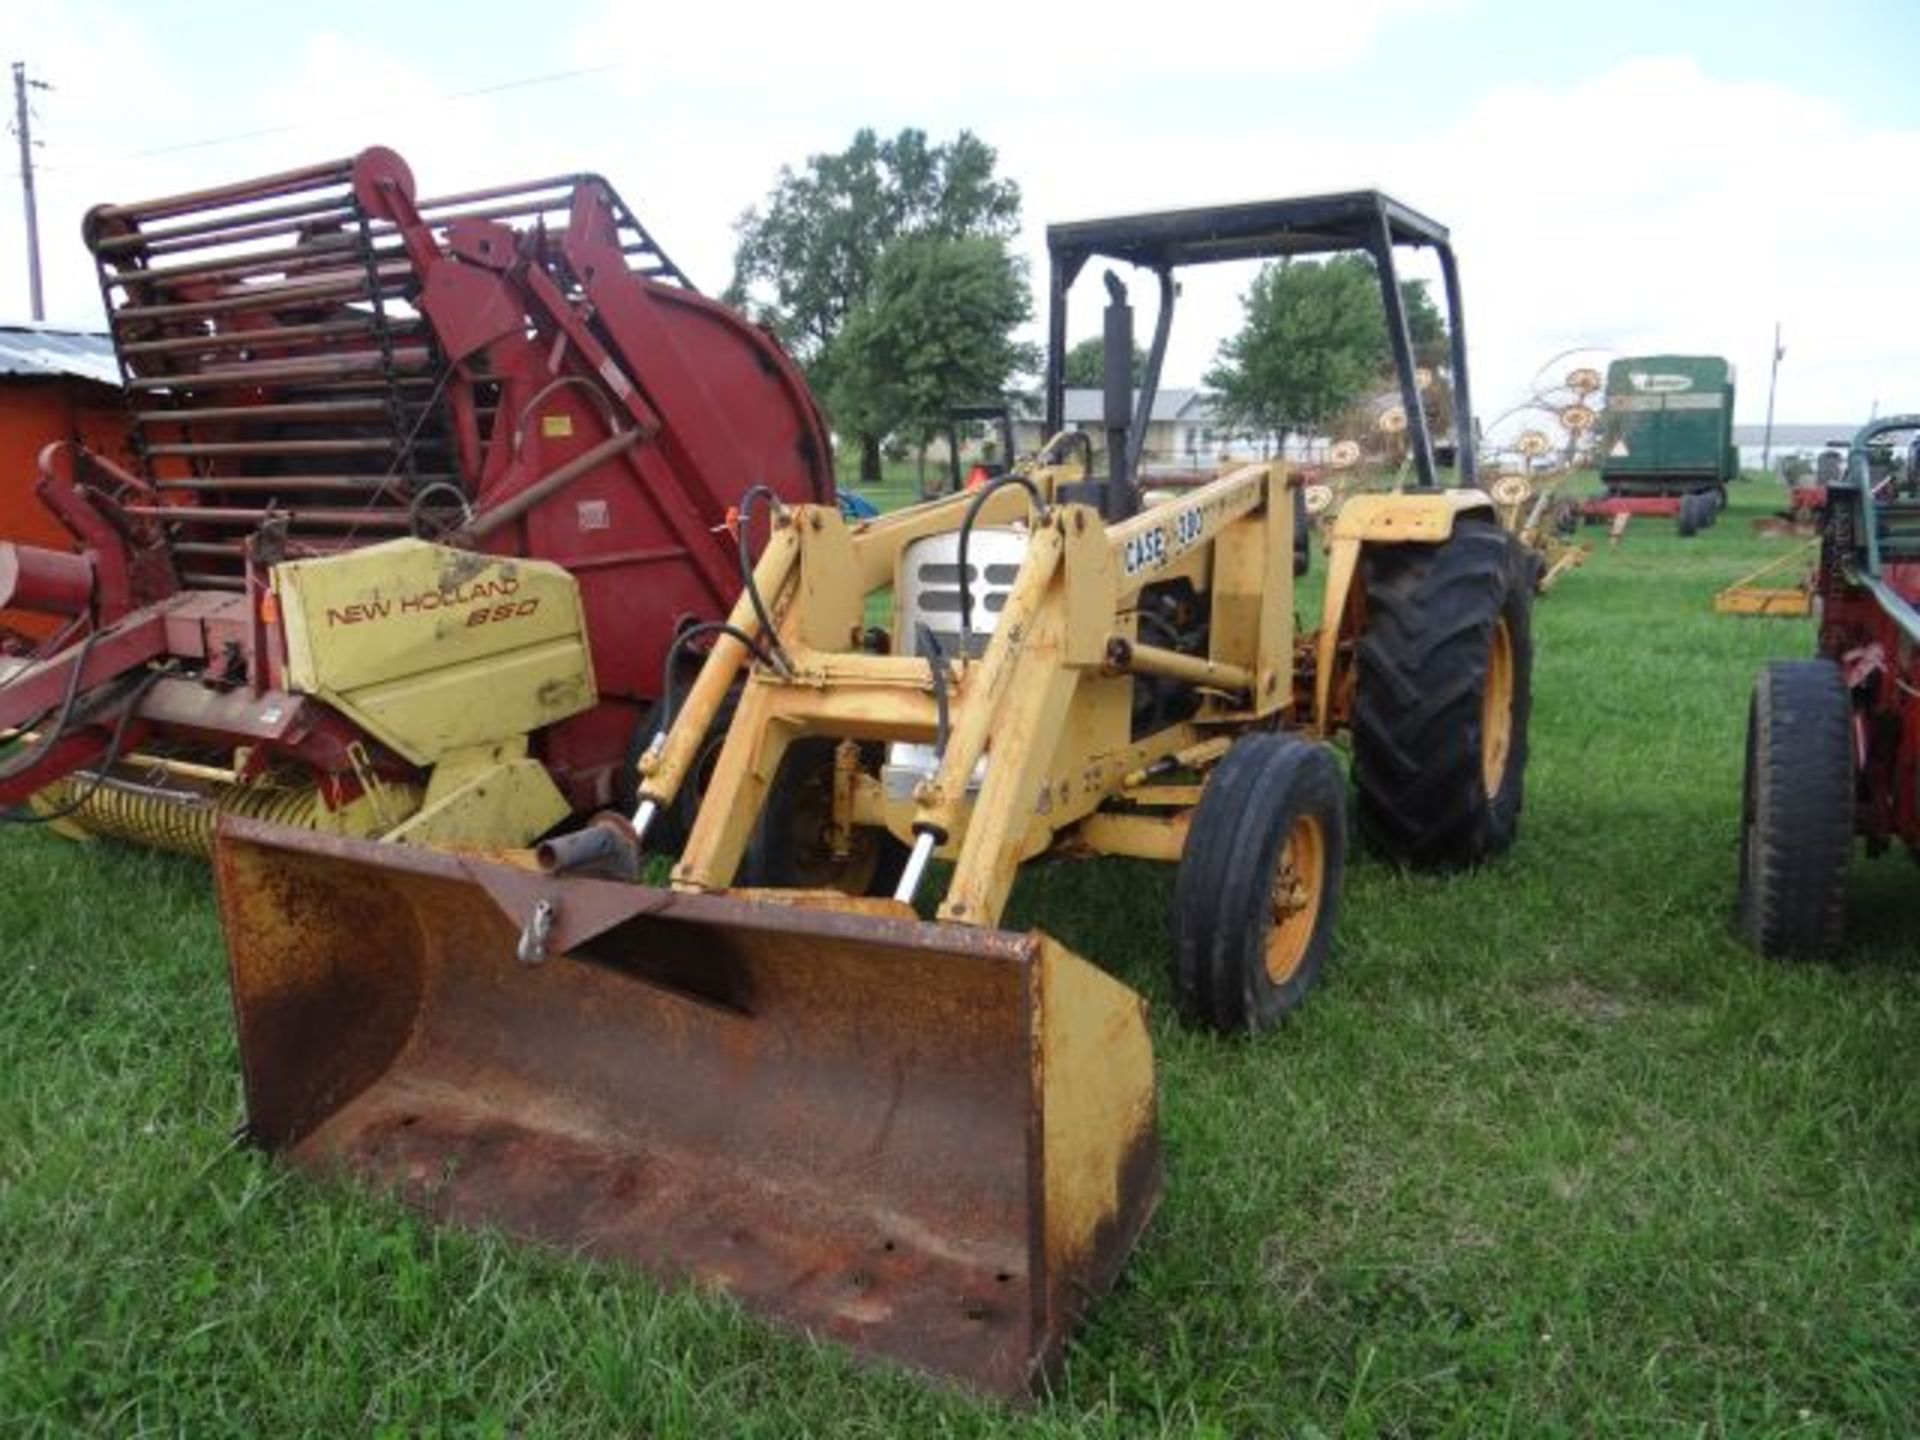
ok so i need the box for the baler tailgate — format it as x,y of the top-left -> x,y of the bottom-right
211,818 -> 1160,1397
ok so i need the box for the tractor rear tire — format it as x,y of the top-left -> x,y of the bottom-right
1352,517 -> 1533,869
1173,733 -> 1346,1034
739,737 -> 908,896
1738,659 -> 1854,956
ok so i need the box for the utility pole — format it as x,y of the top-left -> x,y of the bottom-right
1760,321 -> 1783,471
12,60 -> 49,322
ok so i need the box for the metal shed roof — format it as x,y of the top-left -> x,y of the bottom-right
0,324 -> 120,387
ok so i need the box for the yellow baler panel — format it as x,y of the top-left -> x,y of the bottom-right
275,539 -> 597,766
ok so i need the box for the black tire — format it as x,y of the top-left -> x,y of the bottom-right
1352,517 -> 1533,869
615,691 -> 739,854
1676,492 -> 1700,537
1700,489 -> 1720,528
739,738 -> 908,896
1738,660 -> 1854,956
1173,734 -> 1346,1034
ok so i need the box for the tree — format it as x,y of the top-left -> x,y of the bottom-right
1204,255 -> 1449,442
1402,279 -> 1447,367
825,236 -> 1038,486
1063,335 -> 1146,389
727,128 -> 1023,480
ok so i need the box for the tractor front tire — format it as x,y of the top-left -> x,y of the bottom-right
1173,734 -> 1347,1034
1738,659 -> 1854,956
739,738 -> 908,896
1353,517 -> 1533,869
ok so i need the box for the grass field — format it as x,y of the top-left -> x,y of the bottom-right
3,478 -> 1917,1436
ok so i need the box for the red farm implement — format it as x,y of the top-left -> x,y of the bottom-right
1739,415 -> 1920,953
1579,488 -> 1722,538
0,148 -> 830,852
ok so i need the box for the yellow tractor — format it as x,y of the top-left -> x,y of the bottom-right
213,193 -> 1534,1397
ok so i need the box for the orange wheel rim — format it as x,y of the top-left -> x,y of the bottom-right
1481,617 -> 1515,796
1265,815 -> 1326,985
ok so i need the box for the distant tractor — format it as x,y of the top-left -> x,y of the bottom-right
1739,416 -> 1920,954
1584,354 -> 1738,537
924,401 -> 1020,500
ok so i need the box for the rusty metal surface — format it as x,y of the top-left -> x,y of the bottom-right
211,818 -> 1160,1397
10,144 -> 834,827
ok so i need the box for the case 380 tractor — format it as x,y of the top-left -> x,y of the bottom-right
214,194 -> 1536,1397
1740,415 -> 1920,954
0,148 -> 829,853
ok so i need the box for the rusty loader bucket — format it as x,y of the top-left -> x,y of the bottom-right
211,818 -> 1161,1397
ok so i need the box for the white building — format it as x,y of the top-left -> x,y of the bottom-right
1009,389 -> 1331,471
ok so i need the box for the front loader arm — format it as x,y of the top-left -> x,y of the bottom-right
632,522 -> 801,816
639,480 -> 1062,819
654,463 -> 1299,929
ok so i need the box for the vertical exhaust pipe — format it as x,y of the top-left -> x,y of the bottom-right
1102,271 -> 1134,522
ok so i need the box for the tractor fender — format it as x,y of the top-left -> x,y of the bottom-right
1327,488 -> 1496,546
1313,489 -> 1497,734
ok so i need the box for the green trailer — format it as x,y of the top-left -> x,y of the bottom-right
1598,354 -> 1739,499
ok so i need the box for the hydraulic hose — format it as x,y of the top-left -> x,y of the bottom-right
657,621 -> 777,741
0,627 -> 102,789
957,475 -> 1045,659
914,623 -> 951,758
734,484 -> 793,675
2,662 -> 168,826
625,614 -> 783,840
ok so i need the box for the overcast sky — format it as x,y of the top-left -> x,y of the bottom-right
4,0 -> 1914,433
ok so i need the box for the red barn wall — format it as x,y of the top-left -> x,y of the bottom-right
2,376 -> 134,642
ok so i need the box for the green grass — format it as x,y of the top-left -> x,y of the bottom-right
839,458 -> 934,514
4,480 -> 1918,1436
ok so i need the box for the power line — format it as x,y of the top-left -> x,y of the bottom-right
141,118 -> 303,160
136,60 -> 627,160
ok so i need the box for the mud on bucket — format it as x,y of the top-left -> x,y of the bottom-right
212,817 -> 1161,1397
